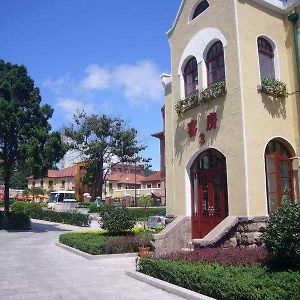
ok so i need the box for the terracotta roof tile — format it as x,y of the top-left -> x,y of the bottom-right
140,171 -> 162,182
107,173 -> 146,185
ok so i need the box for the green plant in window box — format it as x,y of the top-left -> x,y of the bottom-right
175,81 -> 227,116
258,78 -> 289,98
199,81 -> 227,103
175,93 -> 200,116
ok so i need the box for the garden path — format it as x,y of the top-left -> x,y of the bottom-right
0,219 -> 181,300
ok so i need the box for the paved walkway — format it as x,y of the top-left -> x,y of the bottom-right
0,220 -> 181,300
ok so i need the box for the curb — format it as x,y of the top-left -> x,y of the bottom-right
56,242 -> 138,260
125,271 -> 216,300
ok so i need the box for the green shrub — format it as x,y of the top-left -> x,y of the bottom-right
24,202 -> 43,218
129,207 -> 165,221
39,210 -> 90,227
136,196 -> 155,208
0,212 -> 31,230
263,201 -> 300,269
100,206 -> 135,233
89,203 -> 110,213
10,201 -> 28,214
59,232 -> 119,255
139,259 -> 300,300
59,231 -> 152,255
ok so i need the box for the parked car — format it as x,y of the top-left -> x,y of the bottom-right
147,211 -> 167,229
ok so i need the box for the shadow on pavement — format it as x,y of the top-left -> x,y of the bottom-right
31,221 -> 73,233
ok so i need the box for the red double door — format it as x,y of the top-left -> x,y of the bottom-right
192,168 -> 228,239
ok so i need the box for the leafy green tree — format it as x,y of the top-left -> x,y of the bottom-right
64,112 -> 150,199
10,163 -> 32,189
0,60 -> 66,219
143,167 -> 154,177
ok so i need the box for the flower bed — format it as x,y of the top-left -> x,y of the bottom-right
59,231 -> 152,255
258,78 -> 289,97
160,247 -> 268,266
175,81 -> 227,116
139,258 -> 300,300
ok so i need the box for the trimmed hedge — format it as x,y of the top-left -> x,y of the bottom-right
11,201 -> 90,227
59,231 -> 152,255
0,211 -> 31,230
37,210 -> 90,227
129,208 -> 165,221
139,259 -> 300,300
90,205 -> 166,221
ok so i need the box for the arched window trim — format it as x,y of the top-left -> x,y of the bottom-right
205,41 -> 226,86
264,139 -> 295,215
183,56 -> 199,97
189,0 -> 210,22
256,35 -> 280,81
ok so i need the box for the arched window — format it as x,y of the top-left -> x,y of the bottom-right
258,37 -> 275,80
265,140 -> 294,214
206,41 -> 225,86
184,57 -> 198,97
192,0 -> 209,20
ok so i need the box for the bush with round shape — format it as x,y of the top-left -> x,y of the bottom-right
24,202 -> 43,218
10,201 -> 28,214
263,201 -> 300,268
100,206 -> 135,233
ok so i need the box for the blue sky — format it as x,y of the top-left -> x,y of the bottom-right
0,0 -> 182,170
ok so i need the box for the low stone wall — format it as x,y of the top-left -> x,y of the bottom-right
153,216 -> 191,255
222,217 -> 267,248
194,216 -> 268,250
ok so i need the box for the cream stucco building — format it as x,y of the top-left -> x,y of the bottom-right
160,0 -> 300,244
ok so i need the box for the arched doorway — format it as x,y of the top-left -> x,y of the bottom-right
265,139 -> 294,214
190,149 -> 228,238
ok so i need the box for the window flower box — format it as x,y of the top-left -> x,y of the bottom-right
175,81 -> 227,116
175,93 -> 200,116
258,78 -> 289,98
199,81 -> 227,103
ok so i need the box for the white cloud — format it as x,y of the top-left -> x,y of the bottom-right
42,75 -> 73,94
56,97 -> 94,120
44,60 -> 163,109
81,64 -> 111,90
114,61 -> 163,104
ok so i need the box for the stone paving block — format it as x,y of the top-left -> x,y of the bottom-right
0,219 -> 181,300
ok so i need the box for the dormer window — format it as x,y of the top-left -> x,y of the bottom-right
192,0 -> 209,20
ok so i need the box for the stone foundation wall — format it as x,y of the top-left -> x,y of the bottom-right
194,216 -> 268,250
222,217 -> 268,248
153,216 -> 191,255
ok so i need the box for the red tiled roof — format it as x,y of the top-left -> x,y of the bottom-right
47,166 -> 77,178
140,171 -> 162,183
107,172 -> 146,185
28,166 -> 77,179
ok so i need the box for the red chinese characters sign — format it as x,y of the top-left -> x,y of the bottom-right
187,112 -> 218,146
206,113 -> 217,131
187,120 -> 198,138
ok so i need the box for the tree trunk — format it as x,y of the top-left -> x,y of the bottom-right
95,160 -> 104,200
3,170 -> 11,229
